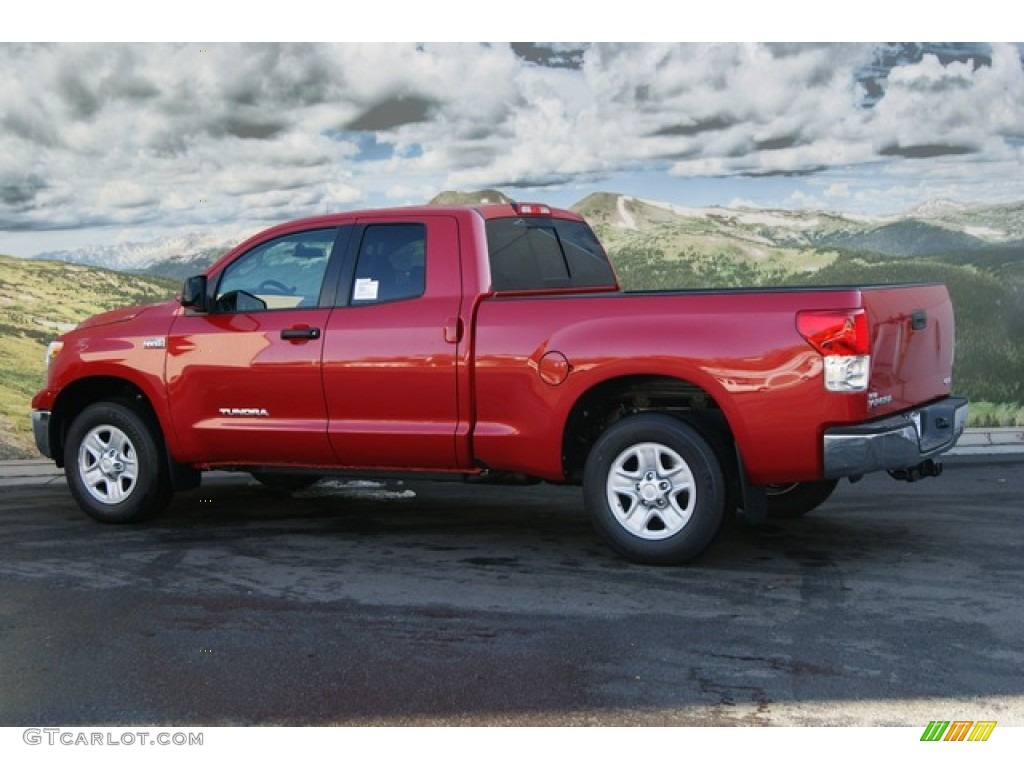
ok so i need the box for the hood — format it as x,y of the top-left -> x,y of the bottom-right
74,299 -> 178,331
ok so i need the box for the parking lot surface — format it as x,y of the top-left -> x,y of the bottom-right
0,459 -> 1021,725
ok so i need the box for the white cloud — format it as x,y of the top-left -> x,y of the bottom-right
97,181 -> 157,209
785,190 -> 825,209
727,197 -> 763,209
824,183 -> 851,199
869,45 -> 1024,153
1,42 -> 1023,253
325,183 -> 364,206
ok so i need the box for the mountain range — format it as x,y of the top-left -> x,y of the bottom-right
574,192 -> 1024,257
30,191 -> 1024,277
32,231 -> 244,280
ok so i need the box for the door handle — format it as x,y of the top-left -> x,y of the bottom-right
443,317 -> 463,344
281,327 -> 321,341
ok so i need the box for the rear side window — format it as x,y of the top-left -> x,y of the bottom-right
351,224 -> 426,304
486,217 -> 616,291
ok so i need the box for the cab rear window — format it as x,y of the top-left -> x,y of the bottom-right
485,217 -> 617,291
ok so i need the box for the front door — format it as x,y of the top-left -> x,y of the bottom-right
166,227 -> 340,466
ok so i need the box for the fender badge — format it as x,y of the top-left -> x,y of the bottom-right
868,392 -> 893,409
219,408 -> 270,418
143,337 -> 166,349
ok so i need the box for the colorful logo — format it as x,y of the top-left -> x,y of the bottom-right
920,720 -> 997,742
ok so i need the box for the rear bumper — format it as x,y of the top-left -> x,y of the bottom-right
823,396 -> 968,479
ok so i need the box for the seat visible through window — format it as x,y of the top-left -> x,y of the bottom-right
351,224 -> 426,304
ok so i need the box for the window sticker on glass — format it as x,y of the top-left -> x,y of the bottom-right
353,278 -> 379,301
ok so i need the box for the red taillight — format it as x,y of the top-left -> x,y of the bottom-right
797,309 -> 870,356
797,309 -> 871,392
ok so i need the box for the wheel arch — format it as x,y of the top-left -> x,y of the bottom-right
561,373 -> 739,484
49,376 -> 166,469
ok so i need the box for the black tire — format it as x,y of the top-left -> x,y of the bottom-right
765,480 -> 838,518
251,472 -> 322,492
64,401 -> 172,524
583,414 -> 727,565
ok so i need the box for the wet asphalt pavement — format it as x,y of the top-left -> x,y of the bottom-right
0,459 -> 1021,726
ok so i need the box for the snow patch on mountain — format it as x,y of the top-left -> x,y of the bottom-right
616,195 -> 638,230
964,225 -> 1009,240
906,199 -> 970,218
729,210 -> 823,230
33,230 -> 245,271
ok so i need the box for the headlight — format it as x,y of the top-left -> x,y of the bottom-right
45,340 -> 64,370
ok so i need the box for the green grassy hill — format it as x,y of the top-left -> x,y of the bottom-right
817,220 -> 1005,257
0,255 -> 176,458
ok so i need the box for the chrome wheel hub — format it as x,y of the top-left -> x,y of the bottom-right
606,442 -> 696,540
78,425 -> 138,505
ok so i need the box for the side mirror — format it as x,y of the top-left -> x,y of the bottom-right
180,275 -> 209,312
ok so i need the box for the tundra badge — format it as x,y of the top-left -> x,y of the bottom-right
219,408 -> 270,417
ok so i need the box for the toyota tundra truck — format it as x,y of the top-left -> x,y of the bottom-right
31,202 -> 968,564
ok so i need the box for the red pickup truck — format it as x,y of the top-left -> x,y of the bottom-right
31,203 -> 967,564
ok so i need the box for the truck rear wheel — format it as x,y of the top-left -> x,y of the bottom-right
64,401 -> 172,523
583,414 -> 727,565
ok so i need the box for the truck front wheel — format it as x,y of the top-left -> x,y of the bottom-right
64,401 -> 172,523
583,414 -> 727,565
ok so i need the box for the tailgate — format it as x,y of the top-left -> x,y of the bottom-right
863,284 -> 955,416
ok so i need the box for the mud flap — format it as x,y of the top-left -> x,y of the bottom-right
735,446 -> 768,525
166,449 -> 201,492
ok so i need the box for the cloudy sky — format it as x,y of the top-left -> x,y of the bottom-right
2,41 -> 1024,256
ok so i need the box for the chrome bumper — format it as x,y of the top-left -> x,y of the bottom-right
32,410 -> 52,459
823,396 -> 968,479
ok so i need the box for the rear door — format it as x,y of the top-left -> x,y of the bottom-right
166,227 -> 346,465
321,214 -> 467,469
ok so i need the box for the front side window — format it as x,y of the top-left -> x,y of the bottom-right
350,224 -> 426,304
215,229 -> 335,312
